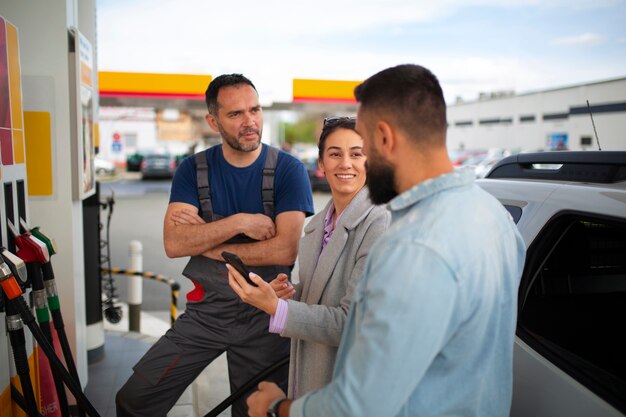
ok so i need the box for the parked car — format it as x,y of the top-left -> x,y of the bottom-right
140,153 -> 177,179
302,157 -> 330,192
477,151 -> 626,417
448,149 -> 487,166
472,149 -> 512,178
174,153 -> 189,167
126,150 -> 147,172
94,157 -> 116,176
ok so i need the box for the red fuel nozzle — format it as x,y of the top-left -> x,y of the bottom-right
15,232 -> 49,264
0,254 -> 23,300
8,219 -> 49,263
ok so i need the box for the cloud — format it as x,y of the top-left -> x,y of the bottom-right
96,0 -> 626,105
98,0 -> 580,44
551,32 -> 606,46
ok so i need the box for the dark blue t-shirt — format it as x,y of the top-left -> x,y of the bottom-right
169,144 -> 314,219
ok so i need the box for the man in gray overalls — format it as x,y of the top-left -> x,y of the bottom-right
116,74 -> 314,417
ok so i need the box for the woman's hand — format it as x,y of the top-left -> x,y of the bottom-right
227,264 -> 279,315
270,273 -> 295,300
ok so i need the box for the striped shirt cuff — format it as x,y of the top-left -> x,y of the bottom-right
269,299 -> 288,334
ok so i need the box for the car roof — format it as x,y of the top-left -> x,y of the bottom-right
479,177 -> 626,247
478,151 -> 626,246
487,151 -> 626,184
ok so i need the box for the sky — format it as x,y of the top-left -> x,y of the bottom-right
96,0 -> 626,105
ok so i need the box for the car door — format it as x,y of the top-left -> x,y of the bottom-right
479,179 -> 626,417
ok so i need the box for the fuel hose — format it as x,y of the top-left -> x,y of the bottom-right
0,258 -> 102,417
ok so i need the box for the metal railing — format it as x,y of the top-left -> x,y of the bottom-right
100,267 -> 180,326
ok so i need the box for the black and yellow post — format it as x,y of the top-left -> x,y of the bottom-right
102,268 -> 180,326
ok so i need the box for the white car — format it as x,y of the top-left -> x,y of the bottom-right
478,151 -> 626,417
94,157 -> 116,176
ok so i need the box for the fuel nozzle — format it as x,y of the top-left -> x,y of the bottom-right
1,247 -> 28,286
8,219 -> 50,264
0,253 -> 23,300
22,218 -> 58,257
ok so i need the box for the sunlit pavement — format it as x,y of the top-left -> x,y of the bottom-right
86,305 -> 231,417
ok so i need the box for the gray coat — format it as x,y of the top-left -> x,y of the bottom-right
281,187 -> 390,398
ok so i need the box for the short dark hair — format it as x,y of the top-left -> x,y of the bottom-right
354,64 -> 447,145
205,74 -> 257,116
318,117 -> 357,160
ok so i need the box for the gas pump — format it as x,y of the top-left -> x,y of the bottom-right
0,252 -> 101,417
21,220 -> 86,417
1,249 -> 40,417
8,219 -> 71,417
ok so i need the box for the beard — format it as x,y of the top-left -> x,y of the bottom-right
366,156 -> 398,205
218,124 -> 262,152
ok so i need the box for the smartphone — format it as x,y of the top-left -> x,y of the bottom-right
221,251 -> 257,287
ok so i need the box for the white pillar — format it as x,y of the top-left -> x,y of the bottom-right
128,240 -> 143,332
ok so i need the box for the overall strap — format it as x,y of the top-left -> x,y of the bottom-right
262,146 -> 279,219
194,150 -> 213,222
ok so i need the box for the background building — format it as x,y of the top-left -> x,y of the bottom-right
447,77 -> 626,153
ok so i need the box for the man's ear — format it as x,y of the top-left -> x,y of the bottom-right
205,113 -> 219,132
377,120 -> 396,159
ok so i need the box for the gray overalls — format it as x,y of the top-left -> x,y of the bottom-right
117,147 -> 290,417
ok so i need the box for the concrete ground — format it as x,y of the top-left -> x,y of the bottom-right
86,305 -> 231,417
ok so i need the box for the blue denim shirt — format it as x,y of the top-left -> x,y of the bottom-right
291,168 -> 525,417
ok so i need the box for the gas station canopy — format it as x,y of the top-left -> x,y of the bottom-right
99,71 -> 211,111
98,71 -> 358,113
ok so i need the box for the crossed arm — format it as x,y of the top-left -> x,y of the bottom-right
163,202 -> 305,266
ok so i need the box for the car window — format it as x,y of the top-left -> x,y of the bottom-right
503,204 -> 522,224
518,213 -> 626,413
146,155 -> 171,161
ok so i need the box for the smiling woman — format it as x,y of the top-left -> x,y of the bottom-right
317,117 -> 366,213
225,114 -> 390,400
